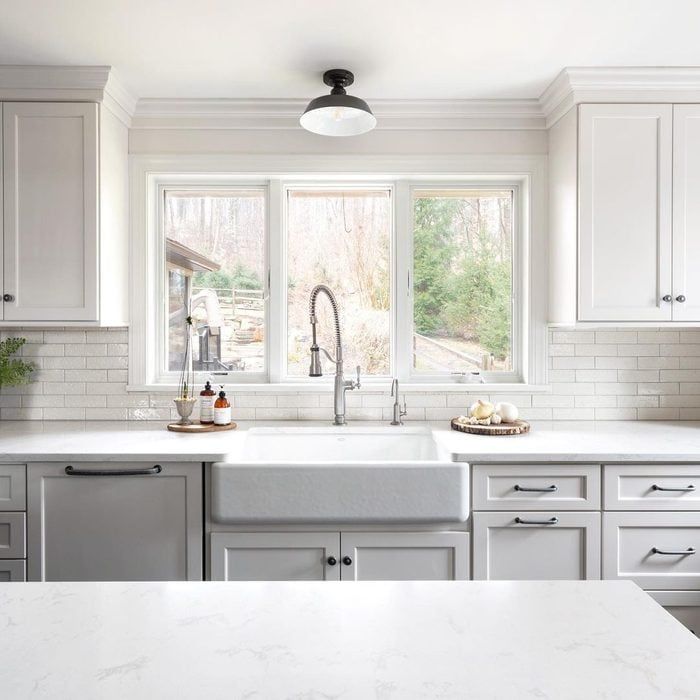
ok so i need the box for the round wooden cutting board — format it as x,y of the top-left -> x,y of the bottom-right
450,418 -> 530,436
167,422 -> 237,433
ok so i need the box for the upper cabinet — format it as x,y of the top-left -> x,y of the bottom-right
578,104 -> 673,322
549,102 -> 700,325
0,100 -> 128,326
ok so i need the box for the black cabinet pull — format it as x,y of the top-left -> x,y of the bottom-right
342,556 -> 353,566
514,516 -> 559,525
326,556 -> 337,566
652,547 -> 696,556
65,465 -> 162,476
652,484 -> 696,492
514,484 -> 558,493
3,294 -> 14,302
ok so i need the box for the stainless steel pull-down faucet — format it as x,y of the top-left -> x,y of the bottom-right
390,378 -> 407,425
308,284 -> 360,425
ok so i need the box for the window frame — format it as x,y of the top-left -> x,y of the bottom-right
129,156 -> 547,392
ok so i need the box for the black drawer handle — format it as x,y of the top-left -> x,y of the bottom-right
514,516 -> 559,525
65,465 -> 162,476
651,484 -> 696,492
514,484 -> 558,493
652,547 -> 696,556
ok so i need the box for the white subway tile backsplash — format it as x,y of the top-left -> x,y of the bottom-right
4,325 -> 700,421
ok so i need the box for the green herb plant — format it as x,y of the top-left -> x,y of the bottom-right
0,338 -> 35,388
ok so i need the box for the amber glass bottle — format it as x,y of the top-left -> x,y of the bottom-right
213,390 -> 232,426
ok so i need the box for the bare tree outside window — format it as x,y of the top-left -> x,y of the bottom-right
286,188 -> 392,376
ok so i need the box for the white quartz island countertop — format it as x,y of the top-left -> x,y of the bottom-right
0,580 -> 698,699
1,419 -> 700,462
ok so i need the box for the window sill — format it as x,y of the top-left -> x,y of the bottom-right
128,382 -> 551,394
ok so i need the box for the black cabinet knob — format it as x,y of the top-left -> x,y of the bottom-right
676,295 -> 687,303
326,556 -> 337,566
3,294 -> 14,302
342,556 -> 352,566
662,294 -> 673,302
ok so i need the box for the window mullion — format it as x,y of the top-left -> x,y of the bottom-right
394,180 -> 411,382
268,179 -> 284,382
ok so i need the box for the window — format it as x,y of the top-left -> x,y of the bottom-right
163,189 -> 266,377
136,165 -> 542,390
411,189 -> 514,376
286,187 -> 392,376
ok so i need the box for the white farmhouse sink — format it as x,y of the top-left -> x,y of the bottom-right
211,426 -> 469,524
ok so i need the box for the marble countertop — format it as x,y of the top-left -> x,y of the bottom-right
0,580 -> 698,699
0,419 -> 700,462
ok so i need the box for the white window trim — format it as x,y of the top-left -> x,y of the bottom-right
129,154 -> 548,392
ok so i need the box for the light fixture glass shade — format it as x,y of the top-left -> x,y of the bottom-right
300,94 -> 376,136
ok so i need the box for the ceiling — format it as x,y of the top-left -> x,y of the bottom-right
2,0 -> 700,100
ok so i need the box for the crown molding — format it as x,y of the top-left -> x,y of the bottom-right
539,67 -> 700,127
131,97 -> 545,131
0,65 -> 137,127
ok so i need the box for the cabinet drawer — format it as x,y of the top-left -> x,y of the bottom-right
472,464 -> 600,510
604,465 -> 700,510
0,464 -> 26,511
603,512 -> 700,589
0,512 -> 26,559
472,511 -> 601,580
0,559 -> 26,582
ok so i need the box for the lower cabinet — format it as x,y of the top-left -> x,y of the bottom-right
27,462 -> 203,581
603,512 -> 700,589
648,591 -> 700,636
0,559 -> 26,582
210,531 -> 470,582
472,512 -> 601,580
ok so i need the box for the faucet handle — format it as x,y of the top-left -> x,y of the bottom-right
355,365 -> 361,390
401,397 -> 408,418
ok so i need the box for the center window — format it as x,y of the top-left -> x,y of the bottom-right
285,187 -> 392,377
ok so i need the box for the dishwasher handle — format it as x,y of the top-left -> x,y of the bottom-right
65,465 -> 163,477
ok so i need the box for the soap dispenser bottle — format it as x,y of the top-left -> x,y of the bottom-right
213,388 -> 232,426
199,380 -> 216,424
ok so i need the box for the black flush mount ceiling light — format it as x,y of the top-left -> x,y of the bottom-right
300,69 -> 376,137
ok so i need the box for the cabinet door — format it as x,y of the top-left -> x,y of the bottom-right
2,102 -> 98,321
473,512 -> 601,580
27,462 -> 202,581
0,559 -> 26,582
579,104 -> 673,321
0,464 -> 26,511
673,105 -> 700,321
340,532 -> 469,581
210,532 -> 340,581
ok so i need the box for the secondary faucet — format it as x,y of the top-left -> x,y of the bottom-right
390,378 -> 407,425
308,284 -> 360,425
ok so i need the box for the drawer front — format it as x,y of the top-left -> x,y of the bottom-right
604,465 -> 700,510
0,559 -> 26,582
472,511 -> 601,580
0,512 -> 26,559
648,591 -> 700,636
0,464 -> 26,511
603,512 -> 700,589
472,464 -> 601,510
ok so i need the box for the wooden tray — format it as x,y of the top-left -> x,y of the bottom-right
167,422 -> 237,433
450,418 -> 530,436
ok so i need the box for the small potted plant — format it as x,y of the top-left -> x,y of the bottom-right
174,313 -> 197,425
0,337 -> 34,396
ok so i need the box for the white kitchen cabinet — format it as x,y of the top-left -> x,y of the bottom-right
0,464 -> 25,511
0,102 -> 128,325
209,531 -> 469,581
210,532 -> 341,581
472,511 -> 601,581
603,512 -> 700,590
0,512 -> 25,559
603,464 -> 700,510
649,591 -> 700,636
27,462 -> 202,581
340,532 -> 469,581
672,105 -> 700,321
578,104 -> 673,322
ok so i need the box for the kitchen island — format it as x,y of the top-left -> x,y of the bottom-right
0,580 -> 698,699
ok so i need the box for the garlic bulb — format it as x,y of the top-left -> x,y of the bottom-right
495,401 -> 519,423
470,399 -> 494,420
491,413 -> 502,425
